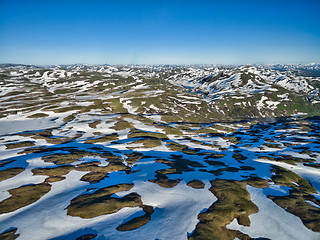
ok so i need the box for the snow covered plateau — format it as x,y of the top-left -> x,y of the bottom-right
0,64 -> 320,240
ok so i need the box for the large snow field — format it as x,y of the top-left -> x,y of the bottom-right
0,65 -> 320,239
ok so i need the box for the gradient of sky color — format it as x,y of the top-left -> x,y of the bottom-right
0,0 -> 319,65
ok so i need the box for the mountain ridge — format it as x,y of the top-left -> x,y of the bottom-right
1,64 -> 319,120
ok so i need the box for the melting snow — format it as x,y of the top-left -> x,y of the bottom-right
227,186 -> 320,240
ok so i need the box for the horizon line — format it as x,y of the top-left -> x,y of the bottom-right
1,62 -> 319,67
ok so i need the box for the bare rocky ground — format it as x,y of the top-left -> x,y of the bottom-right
0,64 -> 319,240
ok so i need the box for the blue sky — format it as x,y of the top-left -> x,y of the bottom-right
0,0 -> 319,65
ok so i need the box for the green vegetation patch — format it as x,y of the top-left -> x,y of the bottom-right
0,183 -> 51,214
75,234 -> 98,240
303,163 -> 320,169
5,141 -> 35,149
166,142 -> 200,155
112,120 -> 133,131
276,154 -> 315,165
67,184 -> 142,218
222,136 -> 241,144
270,166 -> 317,193
76,161 -> 130,174
0,167 -> 24,181
128,129 -> 168,140
45,176 -> 66,183
161,114 -> 183,123
245,176 -> 269,189
263,143 -> 283,149
203,167 -> 241,177
18,146 -> 50,155
100,151 -> 123,163
27,113 -> 49,118
32,165 -> 74,177
116,205 -> 154,231
80,172 -> 108,183
18,146 -> 85,155
204,153 -> 226,160
125,152 -> 143,165
157,124 -> 183,136
232,152 -> 248,163
42,149 -> 99,165
189,178 -> 267,240
88,120 -> 101,129
270,194 -> 320,232
149,178 -> 181,188
105,98 -> 128,114
269,166 -> 320,232
187,180 -> 205,189
0,228 -> 20,240
258,154 -> 315,165
84,133 -> 119,143
63,113 -> 77,123
0,160 -> 15,168
32,129 -> 69,144
53,106 -> 84,113
102,162 -> 130,172
129,138 -> 162,148
33,160 -> 129,183
155,155 -> 203,177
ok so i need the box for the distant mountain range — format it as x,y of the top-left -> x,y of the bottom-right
1,63 -> 319,119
